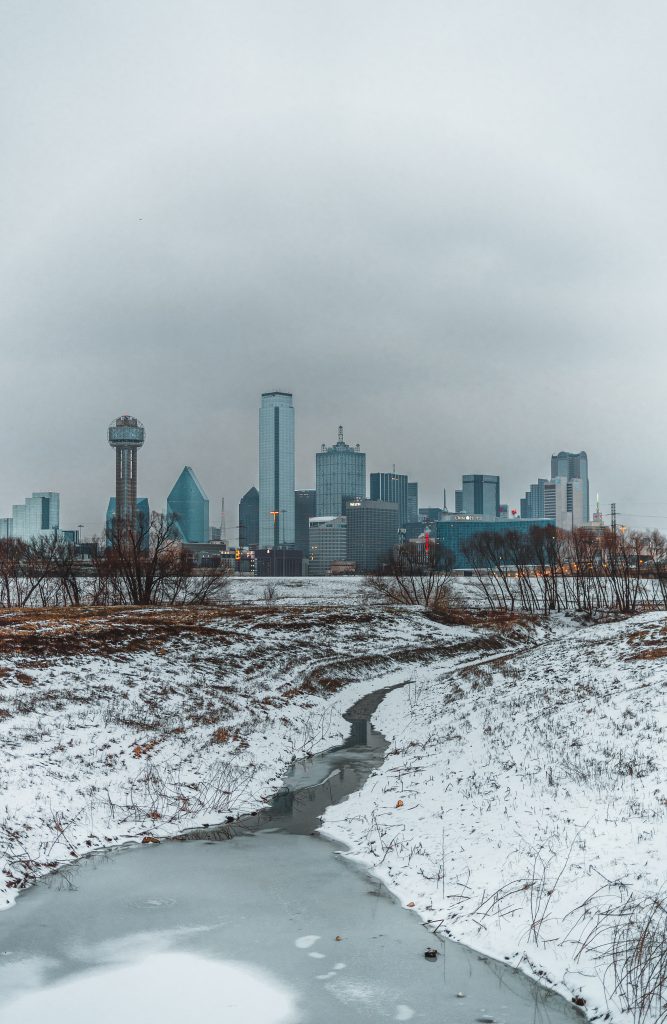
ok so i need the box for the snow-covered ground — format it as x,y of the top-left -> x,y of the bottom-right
0,589 -> 521,909
3,586 -> 666,1023
322,609 -> 667,1024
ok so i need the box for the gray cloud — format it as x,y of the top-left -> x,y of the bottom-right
2,1 -> 667,536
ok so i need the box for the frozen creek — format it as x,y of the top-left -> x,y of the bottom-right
0,686 -> 584,1024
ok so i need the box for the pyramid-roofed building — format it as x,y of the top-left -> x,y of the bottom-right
167,466 -> 209,543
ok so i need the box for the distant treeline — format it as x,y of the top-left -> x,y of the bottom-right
461,525 -> 667,615
0,514 -> 230,607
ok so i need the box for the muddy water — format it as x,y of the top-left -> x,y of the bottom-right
0,686 -> 584,1023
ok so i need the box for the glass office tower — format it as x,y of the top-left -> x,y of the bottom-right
461,475 -> 501,518
315,427 -> 366,516
239,487 -> 260,549
259,392 -> 295,548
295,489 -> 316,554
10,492 -> 60,541
550,451 -> 589,522
369,472 -> 409,527
167,466 -> 209,543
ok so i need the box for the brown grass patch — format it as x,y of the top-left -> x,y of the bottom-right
0,605 -> 379,664
628,647 -> 667,661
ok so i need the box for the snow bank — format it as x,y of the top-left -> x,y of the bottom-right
321,611 -> 667,1024
0,596 -> 509,910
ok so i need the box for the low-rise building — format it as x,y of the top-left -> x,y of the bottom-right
435,517 -> 555,570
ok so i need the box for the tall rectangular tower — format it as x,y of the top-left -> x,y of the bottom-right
238,487 -> 259,548
295,489 -> 316,554
550,451 -> 589,522
461,475 -> 500,517
369,472 -> 409,527
346,499 -> 399,572
407,482 -> 419,523
259,392 -> 295,548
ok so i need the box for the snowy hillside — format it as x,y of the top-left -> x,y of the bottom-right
322,610 -> 667,1024
0,596 -> 524,910
3,592 -> 666,1023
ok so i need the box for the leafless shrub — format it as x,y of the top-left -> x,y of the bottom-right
365,540 -> 455,611
566,887 -> 667,1024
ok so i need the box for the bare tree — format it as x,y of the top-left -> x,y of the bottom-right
0,538 -> 54,607
96,512 -> 231,606
365,539 -> 455,611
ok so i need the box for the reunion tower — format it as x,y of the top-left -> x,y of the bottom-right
108,415 -> 145,534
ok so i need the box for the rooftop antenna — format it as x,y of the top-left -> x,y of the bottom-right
338,425 -> 344,443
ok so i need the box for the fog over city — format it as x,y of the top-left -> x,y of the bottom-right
3,1 -> 667,534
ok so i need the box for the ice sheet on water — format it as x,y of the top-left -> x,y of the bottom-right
4,952 -> 298,1024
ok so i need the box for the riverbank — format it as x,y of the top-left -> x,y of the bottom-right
321,609 -> 667,1024
0,597 -> 530,909
6,596 -> 663,1022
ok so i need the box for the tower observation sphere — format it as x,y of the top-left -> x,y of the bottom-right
108,415 -> 145,533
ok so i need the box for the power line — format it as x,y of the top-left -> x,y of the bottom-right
612,512 -> 667,520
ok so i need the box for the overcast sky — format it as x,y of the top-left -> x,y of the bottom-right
3,1 -> 667,537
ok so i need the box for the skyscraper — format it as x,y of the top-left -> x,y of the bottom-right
544,477 -> 585,530
315,427 -> 366,516
550,451 -> 589,522
108,415 -> 145,538
370,472 -> 409,527
259,392 -> 295,548
238,487 -> 259,548
407,482 -> 419,523
461,475 -> 500,518
346,499 -> 399,572
520,478 -> 549,520
9,492 -> 60,541
309,515 -> 348,575
295,489 -> 316,554
167,467 -> 209,543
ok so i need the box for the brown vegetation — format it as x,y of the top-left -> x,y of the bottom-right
463,525 -> 667,616
366,540 -> 455,611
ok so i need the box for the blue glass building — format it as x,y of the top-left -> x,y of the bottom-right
259,392 -> 295,548
295,489 -> 316,554
315,427 -> 366,516
239,486 -> 259,548
435,517 -> 554,569
106,497 -> 150,548
370,472 -> 409,527
167,467 -> 209,543
461,475 -> 501,517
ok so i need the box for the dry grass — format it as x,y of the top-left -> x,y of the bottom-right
0,604 -> 375,663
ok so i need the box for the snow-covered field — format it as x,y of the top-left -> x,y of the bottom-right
0,586 -> 518,909
2,581 -> 666,1023
322,609 -> 667,1024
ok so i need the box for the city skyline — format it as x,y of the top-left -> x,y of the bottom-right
0,398 -> 602,540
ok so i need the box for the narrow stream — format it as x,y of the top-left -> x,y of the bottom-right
0,686 -> 584,1023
